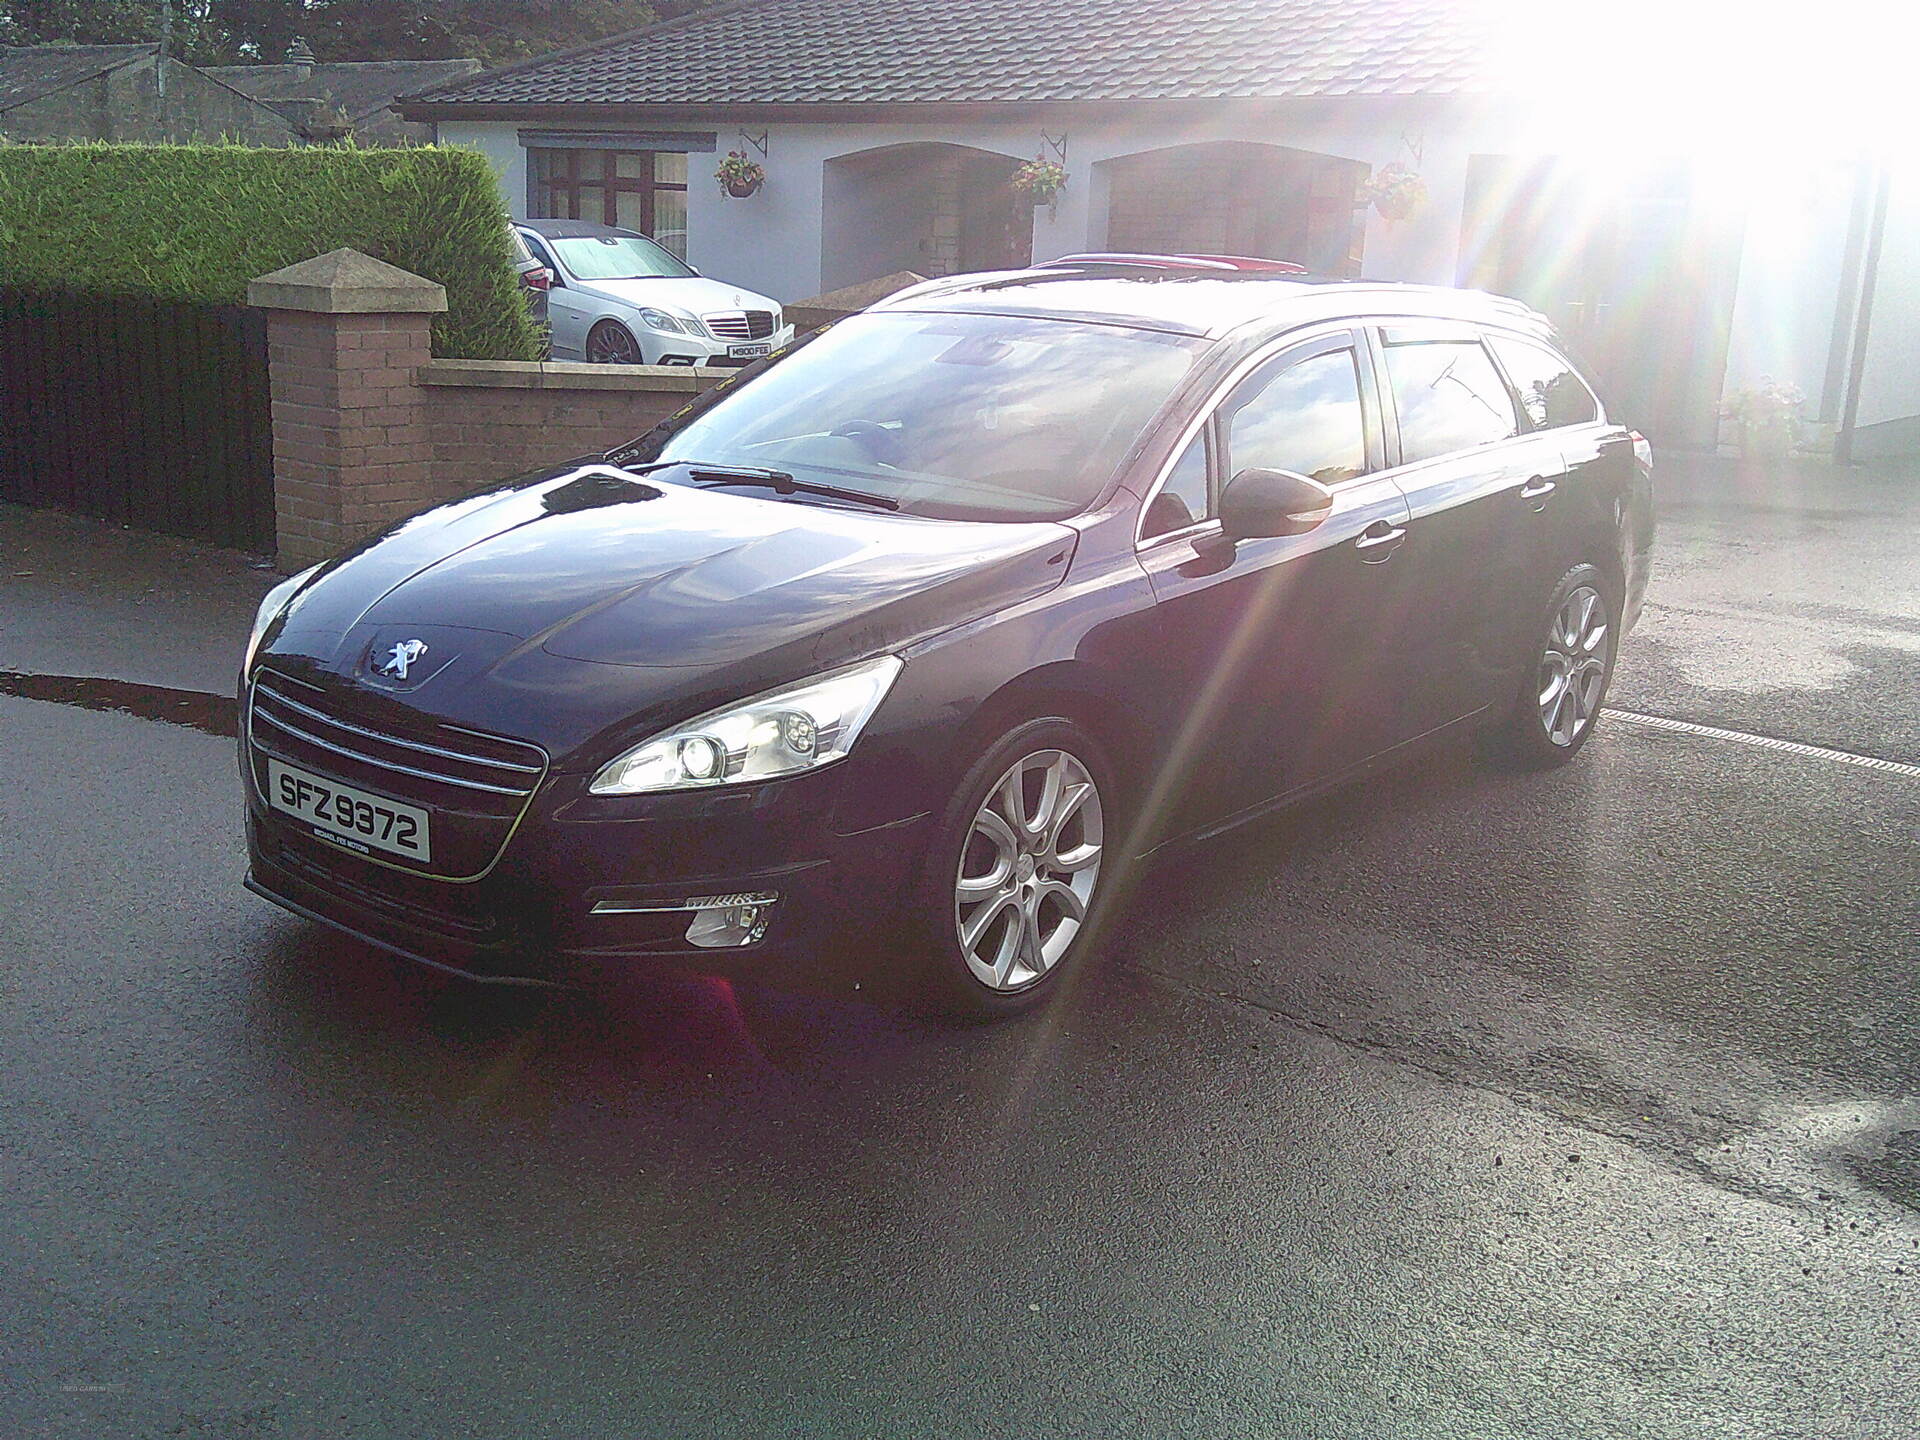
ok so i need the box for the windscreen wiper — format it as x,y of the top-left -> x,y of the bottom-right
640,461 -> 901,511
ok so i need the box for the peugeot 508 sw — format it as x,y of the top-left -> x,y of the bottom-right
242,257 -> 1654,1018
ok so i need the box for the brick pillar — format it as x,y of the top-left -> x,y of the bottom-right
247,248 -> 448,569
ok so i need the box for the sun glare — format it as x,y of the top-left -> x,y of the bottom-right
1486,0 -> 1915,163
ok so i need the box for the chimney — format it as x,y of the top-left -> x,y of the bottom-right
286,39 -> 315,81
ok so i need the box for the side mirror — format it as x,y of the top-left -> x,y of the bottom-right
1218,467 -> 1334,540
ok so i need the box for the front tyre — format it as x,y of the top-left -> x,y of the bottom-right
906,718 -> 1116,1020
1491,563 -> 1619,768
585,320 -> 643,365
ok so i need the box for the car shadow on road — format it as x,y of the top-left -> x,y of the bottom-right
248,737 -> 1485,1072
237,739 -> 1489,1160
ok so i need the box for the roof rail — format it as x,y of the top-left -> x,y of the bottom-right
1038,252 -> 1310,275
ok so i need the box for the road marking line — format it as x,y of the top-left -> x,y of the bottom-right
1604,709 -> 1920,778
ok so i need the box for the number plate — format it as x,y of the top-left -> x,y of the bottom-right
265,758 -> 431,863
727,342 -> 771,359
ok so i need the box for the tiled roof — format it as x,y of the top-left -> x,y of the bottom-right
206,58 -> 484,124
403,0 -> 1491,111
0,44 -> 154,111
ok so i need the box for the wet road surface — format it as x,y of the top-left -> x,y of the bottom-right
2,467 -> 1917,1437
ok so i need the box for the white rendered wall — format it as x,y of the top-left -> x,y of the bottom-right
438,101 -> 1462,302
1721,161 -> 1855,415
437,103 -> 1875,441
1855,164 -> 1920,430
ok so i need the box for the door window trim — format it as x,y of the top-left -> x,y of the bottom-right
1366,325 -> 1536,475
1134,323 -> 1380,551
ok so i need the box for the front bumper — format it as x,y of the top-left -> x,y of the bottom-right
652,323 -> 796,368
244,779 -> 930,989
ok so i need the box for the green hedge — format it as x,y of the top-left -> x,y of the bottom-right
0,143 -> 542,360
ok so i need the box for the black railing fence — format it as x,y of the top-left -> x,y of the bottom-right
0,288 -> 275,552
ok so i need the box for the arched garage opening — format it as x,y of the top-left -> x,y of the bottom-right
821,143 -> 1032,292
1098,141 -> 1367,276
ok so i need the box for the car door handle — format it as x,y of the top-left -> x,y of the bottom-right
1354,520 -> 1407,562
1519,476 -> 1557,505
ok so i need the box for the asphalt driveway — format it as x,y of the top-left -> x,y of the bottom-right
1,458 -> 1916,1439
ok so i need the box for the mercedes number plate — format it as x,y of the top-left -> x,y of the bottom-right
728,342 -> 772,359
266,758 -> 431,863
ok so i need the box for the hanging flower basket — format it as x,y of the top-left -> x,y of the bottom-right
1359,162 -> 1427,222
1011,158 -> 1069,208
715,151 -> 765,198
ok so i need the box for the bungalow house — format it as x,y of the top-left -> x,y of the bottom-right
206,44 -> 482,146
0,41 -> 480,147
0,43 -> 295,145
400,0 -> 1917,457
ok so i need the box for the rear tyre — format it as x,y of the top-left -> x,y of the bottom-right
903,718 -> 1118,1021
585,321 -> 643,365
1489,563 -> 1619,769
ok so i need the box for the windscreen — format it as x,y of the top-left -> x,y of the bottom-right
551,233 -> 696,281
646,311 -> 1206,521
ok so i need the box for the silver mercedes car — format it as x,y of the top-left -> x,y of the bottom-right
515,219 -> 795,367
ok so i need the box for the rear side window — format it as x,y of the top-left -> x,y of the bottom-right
1221,347 -> 1368,486
520,231 -> 559,270
1486,335 -> 1600,429
1383,340 -> 1520,465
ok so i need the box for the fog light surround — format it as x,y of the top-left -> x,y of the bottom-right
590,889 -> 780,948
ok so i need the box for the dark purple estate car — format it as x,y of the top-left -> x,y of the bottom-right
241,256 -> 1653,1018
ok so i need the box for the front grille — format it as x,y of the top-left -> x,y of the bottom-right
247,670 -> 547,881
277,842 -> 501,944
704,310 -> 776,341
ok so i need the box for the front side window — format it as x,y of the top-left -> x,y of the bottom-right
1221,347 -> 1368,486
1383,339 -> 1521,465
636,312 -> 1207,522
531,148 -> 691,259
1486,335 -> 1599,429
1141,431 -> 1211,539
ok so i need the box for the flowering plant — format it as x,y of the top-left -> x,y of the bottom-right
1011,158 -> 1068,204
1359,162 -> 1427,221
1721,378 -> 1804,456
715,151 -> 765,197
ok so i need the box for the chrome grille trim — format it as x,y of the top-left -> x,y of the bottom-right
247,670 -> 550,883
254,682 -> 542,774
703,309 -> 776,341
251,707 -> 528,796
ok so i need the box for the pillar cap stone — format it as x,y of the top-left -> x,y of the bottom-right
248,247 -> 448,314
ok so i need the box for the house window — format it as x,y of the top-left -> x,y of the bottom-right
530,149 -> 690,258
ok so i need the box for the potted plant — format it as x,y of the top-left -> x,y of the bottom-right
1721,378 -> 1804,459
715,151 -> 765,199
1359,162 -> 1427,222
1012,157 -> 1069,213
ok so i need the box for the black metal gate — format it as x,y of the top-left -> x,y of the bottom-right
0,288 -> 276,551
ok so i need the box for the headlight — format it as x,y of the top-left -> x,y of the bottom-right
638,307 -> 693,335
590,656 -> 903,796
242,565 -> 319,675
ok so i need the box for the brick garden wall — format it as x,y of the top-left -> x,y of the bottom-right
420,361 -> 715,497
250,250 -> 727,567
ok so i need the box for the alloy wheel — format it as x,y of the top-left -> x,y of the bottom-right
954,749 -> 1104,992
586,324 -> 641,364
1537,584 -> 1610,747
